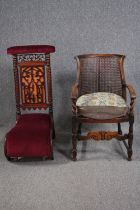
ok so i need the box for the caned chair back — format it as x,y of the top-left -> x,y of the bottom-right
75,54 -> 126,99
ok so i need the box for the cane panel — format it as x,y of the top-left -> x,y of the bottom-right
77,55 -> 124,98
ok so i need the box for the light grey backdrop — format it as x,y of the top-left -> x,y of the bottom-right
0,0 -> 140,132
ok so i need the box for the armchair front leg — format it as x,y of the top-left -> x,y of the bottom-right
71,83 -> 79,161
128,115 -> 134,161
125,84 -> 136,160
72,116 -> 78,161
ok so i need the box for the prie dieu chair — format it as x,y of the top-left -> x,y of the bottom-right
5,45 -> 55,161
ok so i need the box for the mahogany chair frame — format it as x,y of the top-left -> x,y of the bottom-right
71,54 -> 136,161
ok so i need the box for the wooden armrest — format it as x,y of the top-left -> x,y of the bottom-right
71,83 -> 79,99
126,84 -> 136,99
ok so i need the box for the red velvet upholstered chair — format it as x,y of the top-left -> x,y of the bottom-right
4,45 -> 55,161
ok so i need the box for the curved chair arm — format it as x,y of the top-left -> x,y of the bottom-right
71,83 -> 79,115
71,83 -> 79,99
126,84 -> 136,99
125,84 -> 136,114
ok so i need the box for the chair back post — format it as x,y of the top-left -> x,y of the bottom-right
120,55 -> 127,101
45,53 -> 54,121
12,54 -> 21,119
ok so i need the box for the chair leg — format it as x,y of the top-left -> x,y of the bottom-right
128,116 -> 134,161
52,126 -> 55,139
51,116 -> 55,139
118,123 -> 122,135
49,111 -> 55,139
50,151 -> 54,160
78,123 -> 82,135
72,117 -> 77,161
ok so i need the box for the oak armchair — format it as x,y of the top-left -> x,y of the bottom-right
71,54 -> 136,161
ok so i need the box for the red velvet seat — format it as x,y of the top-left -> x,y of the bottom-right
5,114 -> 53,158
5,45 -> 55,161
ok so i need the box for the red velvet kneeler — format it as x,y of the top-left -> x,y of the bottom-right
5,114 -> 52,158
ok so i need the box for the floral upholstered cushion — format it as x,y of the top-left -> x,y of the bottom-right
76,92 -> 127,107
76,92 -> 128,119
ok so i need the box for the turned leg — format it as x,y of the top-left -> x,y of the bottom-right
51,114 -> 55,139
118,123 -> 122,135
72,117 -> 77,161
128,116 -> 134,161
52,126 -> 55,139
50,150 -> 54,160
78,123 -> 82,135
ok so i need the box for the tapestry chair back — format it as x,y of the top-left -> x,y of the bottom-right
76,54 -> 126,99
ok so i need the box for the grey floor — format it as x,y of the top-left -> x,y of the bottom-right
0,120 -> 140,210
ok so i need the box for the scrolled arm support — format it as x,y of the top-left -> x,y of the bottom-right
71,83 -> 79,99
126,84 -> 136,99
125,84 -> 136,115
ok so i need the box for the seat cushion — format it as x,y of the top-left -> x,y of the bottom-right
5,114 -> 53,157
76,92 -> 129,119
